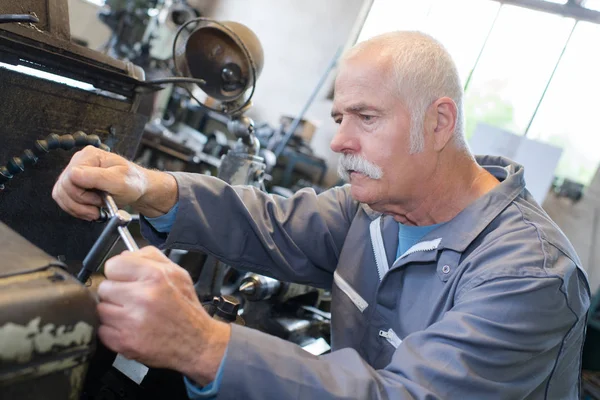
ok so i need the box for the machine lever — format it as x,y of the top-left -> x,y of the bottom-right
76,194 -> 138,283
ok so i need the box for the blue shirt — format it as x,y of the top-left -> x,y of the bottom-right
146,203 -> 227,399
396,222 -> 445,259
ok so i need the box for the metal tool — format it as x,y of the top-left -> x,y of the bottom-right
76,193 -> 138,283
101,193 -> 139,252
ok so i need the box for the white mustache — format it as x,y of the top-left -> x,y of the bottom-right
337,154 -> 383,181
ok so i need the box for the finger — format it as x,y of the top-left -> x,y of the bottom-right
104,253 -> 164,282
136,247 -> 193,285
138,246 -> 170,263
97,301 -> 126,327
61,176 -> 103,207
69,146 -> 102,167
98,324 -> 124,354
97,280 -> 140,306
52,179 -> 99,220
69,166 -> 118,193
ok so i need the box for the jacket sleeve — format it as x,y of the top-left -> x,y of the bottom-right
140,172 -> 358,287
215,268 -> 589,399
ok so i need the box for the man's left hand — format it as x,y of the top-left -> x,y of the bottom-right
96,246 -> 231,385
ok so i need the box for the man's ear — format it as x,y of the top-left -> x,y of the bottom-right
430,97 -> 457,152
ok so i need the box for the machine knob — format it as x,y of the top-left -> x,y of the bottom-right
215,295 -> 240,321
239,273 -> 281,301
203,295 -> 244,325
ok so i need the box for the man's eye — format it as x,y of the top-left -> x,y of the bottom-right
361,115 -> 375,123
334,117 -> 343,125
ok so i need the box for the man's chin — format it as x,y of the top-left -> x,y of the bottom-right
349,182 -> 375,204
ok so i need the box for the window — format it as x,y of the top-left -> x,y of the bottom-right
419,0 -> 500,85
584,0 -> 600,11
81,0 -> 105,6
525,21 -> 600,185
356,0 -> 599,186
357,0 -> 499,84
357,0 -> 435,43
463,5 -> 575,138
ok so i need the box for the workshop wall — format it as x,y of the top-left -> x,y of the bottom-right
67,0 -> 111,49
67,0 -> 370,187
207,0 -> 368,186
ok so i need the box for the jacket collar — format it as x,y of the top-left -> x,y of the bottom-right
432,155 -> 525,252
360,155 -> 527,253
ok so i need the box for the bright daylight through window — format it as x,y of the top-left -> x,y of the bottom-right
358,0 -> 600,186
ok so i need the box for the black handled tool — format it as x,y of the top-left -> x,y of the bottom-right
77,194 -> 139,283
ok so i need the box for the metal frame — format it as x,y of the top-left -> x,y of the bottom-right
489,0 -> 600,24
46,0 -> 71,40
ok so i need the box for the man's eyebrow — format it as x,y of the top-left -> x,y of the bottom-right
331,103 -> 381,118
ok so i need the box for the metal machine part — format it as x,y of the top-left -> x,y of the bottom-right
0,14 -> 40,24
238,271 -> 330,352
0,132 -> 110,190
174,19 -> 264,105
217,151 -> 265,188
77,194 -> 139,284
239,272 -> 320,304
203,295 -> 245,325
0,131 -> 139,284
0,221 -> 98,400
239,273 -> 281,302
0,0 -> 150,264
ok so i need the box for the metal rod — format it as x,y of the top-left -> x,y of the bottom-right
274,47 -> 343,157
118,224 -> 139,252
102,193 -> 139,250
103,193 -> 120,217
463,4 -> 502,92
490,0 -> 600,24
524,20 -> 578,136
0,14 -> 39,24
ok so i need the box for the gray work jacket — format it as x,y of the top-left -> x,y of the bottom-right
142,155 -> 590,399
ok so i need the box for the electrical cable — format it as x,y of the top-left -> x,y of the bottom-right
0,14 -> 39,24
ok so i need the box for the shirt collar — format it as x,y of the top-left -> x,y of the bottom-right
424,155 -> 526,252
361,155 -> 527,253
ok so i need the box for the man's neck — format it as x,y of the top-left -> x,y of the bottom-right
386,153 -> 499,226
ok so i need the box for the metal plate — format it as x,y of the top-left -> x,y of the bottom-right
0,68 -> 148,263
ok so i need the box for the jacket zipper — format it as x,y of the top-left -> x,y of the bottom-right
397,238 -> 442,261
369,217 -> 389,280
370,218 -> 443,279
379,328 -> 402,348
333,271 -> 369,312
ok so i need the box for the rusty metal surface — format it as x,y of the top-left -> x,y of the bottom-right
0,67 -> 148,263
0,0 -> 130,71
0,268 -> 98,398
0,218 -> 64,279
0,0 -> 52,34
0,0 -> 147,97
0,222 -> 98,398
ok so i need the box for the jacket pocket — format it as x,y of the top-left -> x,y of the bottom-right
333,270 -> 369,312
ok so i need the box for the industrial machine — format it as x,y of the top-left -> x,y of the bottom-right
0,1 -> 331,398
0,0 -> 149,397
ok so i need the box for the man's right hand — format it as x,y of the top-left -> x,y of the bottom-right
52,145 -> 178,221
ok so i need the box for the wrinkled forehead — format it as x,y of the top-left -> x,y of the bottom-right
336,50 -> 394,85
333,53 -> 398,108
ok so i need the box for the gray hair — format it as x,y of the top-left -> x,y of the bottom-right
344,31 -> 467,153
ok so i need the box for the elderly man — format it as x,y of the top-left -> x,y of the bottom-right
53,31 -> 589,399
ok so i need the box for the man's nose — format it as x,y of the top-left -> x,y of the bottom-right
330,122 -> 359,154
